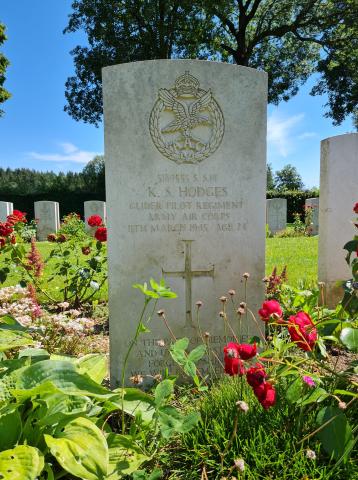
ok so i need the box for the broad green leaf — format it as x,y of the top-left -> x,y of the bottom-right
18,348 -> 50,361
0,314 -> 26,331
133,469 -> 163,480
316,407 -> 354,461
188,345 -> 206,363
45,417 -> 108,480
38,393 -> 93,426
157,406 -> 200,439
76,354 -> 108,383
0,330 -> 33,352
340,327 -> 358,352
297,387 -> 328,406
285,377 -> 303,404
0,405 -> 22,450
154,379 -> 174,407
10,360 -> 112,399
106,433 -> 150,479
107,389 -> 155,423
183,360 -> 196,378
0,445 -> 44,480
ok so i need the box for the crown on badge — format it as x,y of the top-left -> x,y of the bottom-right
175,71 -> 200,95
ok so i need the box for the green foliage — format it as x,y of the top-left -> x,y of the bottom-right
274,164 -> 304,191
0,315 -> 199,479
57,212 -> 88,241
82,155 -> 105,193
267,189 -> 319,223
0,23 -> 10,117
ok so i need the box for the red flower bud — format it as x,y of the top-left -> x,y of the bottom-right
288,311 -> 317,351
237,343 -> 257,360
258,300 -> 283,322
224,343 -> 245,376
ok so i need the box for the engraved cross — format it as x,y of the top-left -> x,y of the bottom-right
162,240 -> 214,327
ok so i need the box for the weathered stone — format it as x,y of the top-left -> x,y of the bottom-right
84,201 -> 106,232
319,133 -> 358,306
305,198 -> 319,235
0,202 -> 13,222
266,198 -> 287,235
34,201 -> 60,241
102,60 -> 267,386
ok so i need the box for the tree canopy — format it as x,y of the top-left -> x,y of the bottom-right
0,23 -> 11,117
64,0 -> 357,128
274,164 -> 304,192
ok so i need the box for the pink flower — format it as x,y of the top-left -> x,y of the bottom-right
288,312 -> 317,351
258,300 -> 283,322
303,375 -> 315,387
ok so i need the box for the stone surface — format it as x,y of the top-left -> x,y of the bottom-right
305,198 -> 319,235
103,60 -> 267,386
34,201 -> 60,241
266,198 -> 287,235
84,201 -> 106,232
319,133 -> 358,306
0,202 -> 13,222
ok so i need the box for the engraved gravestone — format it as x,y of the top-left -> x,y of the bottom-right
34,201 -> 60,241
319,133 -> 358,306
266,198 -> 287,235
84,201 -> 106,232
305,198 -> 319,235
0,202 -> 13,222
103,60 -> 267,386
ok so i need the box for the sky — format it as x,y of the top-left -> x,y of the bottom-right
0,1 -> 355,188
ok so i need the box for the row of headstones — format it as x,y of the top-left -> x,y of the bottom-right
0,200 -> 106,241
266,198 -> 319,235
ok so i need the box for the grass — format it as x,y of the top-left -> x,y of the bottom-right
161,376 -> 357,480
1,237 -> 318,299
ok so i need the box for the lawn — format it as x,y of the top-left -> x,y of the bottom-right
1,237 -> 318,298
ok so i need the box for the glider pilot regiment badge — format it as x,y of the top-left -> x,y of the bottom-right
149,71 -> 225,164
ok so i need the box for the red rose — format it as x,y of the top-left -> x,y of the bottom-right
237,343 -> 257,360
57,234 -> 67,243
224,343 -> 245,376
0,222 -> 13,237
246,363 -> 267,387
95,227 -> 107,242
0,238 -> 5,248
10,235 -> 16,244
7,210 -> 27,225
253,381 -> 276,409
87,215 -> 103,227
354,202 -> 358,214
258,300 -> 282,322
82,246 -> 91,255
288,311 -> 317,351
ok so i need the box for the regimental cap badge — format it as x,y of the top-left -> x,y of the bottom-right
149,72 -> 224,164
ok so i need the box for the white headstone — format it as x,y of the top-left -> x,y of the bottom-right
0,202 -> 13,222
305,198 -> 319,235
266,198 -> 287,234
103,60 -> 267,386
319,133 -> 358,306
34,201 -> 60,241
84,201 -> 106,232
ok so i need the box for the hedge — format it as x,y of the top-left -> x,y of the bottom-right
0,192 -> 106,221
267,190 -> 319,223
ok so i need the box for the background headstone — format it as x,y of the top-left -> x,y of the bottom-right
34,201 -> 60,241
0,201 -> 13,222
103,60 -> 267,386
305,198 -> 319,235
266,198 -> 287,235
84,201 -> 106,232
319,133 -> 358,306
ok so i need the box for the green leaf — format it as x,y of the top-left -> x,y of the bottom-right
157,406 -> 200,439
106,433 -> 151,479
297,387 -> 328,406
0,329 -> 33,352
38,393 -> 94,426
316,407 -> 354,461
132,469 -> 163,480
183,360 -> 196,378
188,344 -> 206,363
0,445 -> 44,480
0,314 -> 26,331
285,377 -> 303,404
75,354 -> 108,383
340,327 -> 358,352
0,405 -> 22,450
154,379 -> 174,407
44,417 -> 108,480
0,267 -> 10,284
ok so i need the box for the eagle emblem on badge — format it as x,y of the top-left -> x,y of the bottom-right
149,72 -> 224,164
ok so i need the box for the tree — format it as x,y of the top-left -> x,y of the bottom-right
64,0 -> 357,128
274,164 -> 304,191
0,23 -> 11,117
64,0 -> 211,125
267,163 -> 275,190
82,155 -> 105,193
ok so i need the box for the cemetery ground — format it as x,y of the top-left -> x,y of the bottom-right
0,212 -> 357,480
